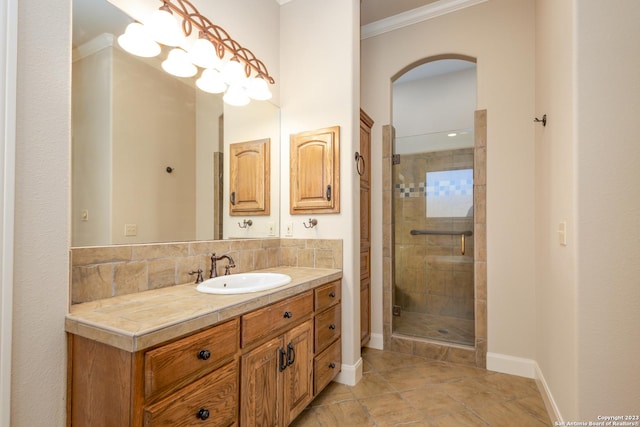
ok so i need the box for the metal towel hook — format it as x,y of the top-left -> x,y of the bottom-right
534,114 -> 547,127
303,218 -> 318,229
238,219 -> 253,228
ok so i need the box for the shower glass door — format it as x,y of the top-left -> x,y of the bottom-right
392,134 -> 475,346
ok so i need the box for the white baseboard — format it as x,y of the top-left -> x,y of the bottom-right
486,352 -> 537,378
364,333 -> 384,350
534,362 -> 563,424
333,357 -> 363,386
487,353 -> 563,423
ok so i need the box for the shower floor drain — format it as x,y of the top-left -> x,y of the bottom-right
438,328 -> 449,334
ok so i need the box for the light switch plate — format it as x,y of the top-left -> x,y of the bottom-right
125,223 -> 137,237
558,221 -> 567,246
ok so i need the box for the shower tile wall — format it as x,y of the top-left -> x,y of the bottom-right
393,148 -> 474,321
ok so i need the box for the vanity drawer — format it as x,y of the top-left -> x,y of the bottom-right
144,360 -> 238,426
314,280 -> 341,312
314,338 -> 341,395
145,318 -> 239,399
241,291 -> 313,347
314,303 -> 341,353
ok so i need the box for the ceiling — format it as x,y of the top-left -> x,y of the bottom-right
360,0 -> 440,26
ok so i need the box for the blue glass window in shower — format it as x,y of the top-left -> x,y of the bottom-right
425,169 -> 473,218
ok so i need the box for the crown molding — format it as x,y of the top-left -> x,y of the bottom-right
361,0 -> 488,40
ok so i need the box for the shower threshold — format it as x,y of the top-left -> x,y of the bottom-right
393,311 -> 474,347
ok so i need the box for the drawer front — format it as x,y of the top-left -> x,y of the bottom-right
242,291 -> 313,348
145,318 -> 239,399
314,280 -> 341,312
144,360 -> 238,426
314,303 -> 341,353
314,338 -> 341,395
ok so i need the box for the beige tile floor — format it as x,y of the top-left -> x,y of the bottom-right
291,348 -> 552,427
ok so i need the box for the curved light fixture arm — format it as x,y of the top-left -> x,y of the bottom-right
161,0 -> 275,84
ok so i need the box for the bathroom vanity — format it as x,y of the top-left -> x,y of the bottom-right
66,267 -> 342,427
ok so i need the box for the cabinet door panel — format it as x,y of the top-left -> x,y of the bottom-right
241,336 -> 284,427
229,138 -> 270,215
290,126 -> 340,214
283,320 -> 314,425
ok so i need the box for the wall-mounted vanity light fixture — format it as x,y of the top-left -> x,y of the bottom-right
117,0 -> 274,106
238,219 -> 253,229
303,218 -> 318,229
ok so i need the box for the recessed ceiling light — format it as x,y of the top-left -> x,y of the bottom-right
448,133 -> 457,137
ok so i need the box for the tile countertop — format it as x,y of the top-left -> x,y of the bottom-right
65,267 -> 342,352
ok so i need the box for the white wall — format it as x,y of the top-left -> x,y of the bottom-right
534,0 -> 578,419
13,0 -> 70,425
280,0 -> 361,384
362,0 -> 537,361
575,0 -> 640,418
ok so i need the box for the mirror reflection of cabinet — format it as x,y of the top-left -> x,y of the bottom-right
290,126 -> 340,214
229,139 -> 270,215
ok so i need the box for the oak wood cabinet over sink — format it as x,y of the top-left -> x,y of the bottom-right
67,277 -> 342,427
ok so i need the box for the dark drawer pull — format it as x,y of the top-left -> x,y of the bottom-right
329,324 -> 336,330
286,342 -> 296,366
328,362 -> 336,369
279,347 -> 287,372
198,350 -> 211,360
283,311 -> 293,319
197,408 -> 210,420
329,291 -> 336,298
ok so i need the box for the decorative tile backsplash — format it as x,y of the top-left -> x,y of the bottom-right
70,238 -> 342,305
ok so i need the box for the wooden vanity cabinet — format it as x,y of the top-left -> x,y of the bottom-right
68,318 -> 240,427
68,280 -> 342,427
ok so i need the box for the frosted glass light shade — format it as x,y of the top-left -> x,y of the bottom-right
196,69 -> 227,94
188,38 -> 220,69
146,8 -> 184,47
246,77 -> 272,101
117,23 -> 161,58
223,84 -> 250,106
221,59 -> 245,85
162,48 -> 197,77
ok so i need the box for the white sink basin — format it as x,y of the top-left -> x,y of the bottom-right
196,273 -> 292,295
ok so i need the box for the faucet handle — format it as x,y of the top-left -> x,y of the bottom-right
224,264 -> 236,276
189,269 -> 204,284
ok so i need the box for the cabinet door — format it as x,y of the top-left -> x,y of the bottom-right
359,110 -> 373,347
241,336 -> 284,427
229,138 -> 270,215
283,320 -> 314,425
290,126 -> 340,214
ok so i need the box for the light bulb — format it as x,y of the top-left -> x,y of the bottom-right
162,48 -> 197,78
223,84 -> 250,106
196,69 -> 227,94
246,77 -> 272,101
117,23 -> 161,58
146,7 -> 184,47
221,59 -> 246,85
188,37 -> 220,69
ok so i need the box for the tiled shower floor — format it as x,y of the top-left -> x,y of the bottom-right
292,348 -> 552,427
393,311 -> 475,346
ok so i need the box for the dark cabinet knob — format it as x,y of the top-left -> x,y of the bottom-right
329,362 -> 336,369
197,408 -> 210,420
198,350 -> 211,360
329,324 -> 336,330
329,291 -> 336,298
283,311 -> 293,319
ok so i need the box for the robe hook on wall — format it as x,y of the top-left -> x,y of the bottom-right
238,219 -> 253,228
303,218 -> 318,229
534,114 -> 547,127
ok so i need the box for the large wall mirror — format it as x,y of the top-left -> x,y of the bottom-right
71,0 -> 280,247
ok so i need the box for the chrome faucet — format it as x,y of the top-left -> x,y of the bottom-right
210,253 -> 236,278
